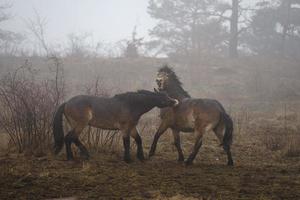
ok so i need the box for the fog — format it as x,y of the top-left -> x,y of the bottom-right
1,1 -> 300,199
2,0 -> 257,48
2,0 -> 155,43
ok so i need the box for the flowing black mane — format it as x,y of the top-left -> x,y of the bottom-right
158,65 -> 191,98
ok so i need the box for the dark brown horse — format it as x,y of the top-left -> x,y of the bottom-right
149,66 -> 234,166
53,90 -> 179,163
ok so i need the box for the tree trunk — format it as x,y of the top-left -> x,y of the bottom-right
280,0 -> 292,57
229,0 -> 239,58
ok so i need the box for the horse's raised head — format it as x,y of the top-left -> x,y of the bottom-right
156,65 -> 175,91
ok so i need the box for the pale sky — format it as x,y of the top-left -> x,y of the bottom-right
2,0 -> 155,44
2,0 -> 255,47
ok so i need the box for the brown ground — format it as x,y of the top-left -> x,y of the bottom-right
1,125 -> 300,200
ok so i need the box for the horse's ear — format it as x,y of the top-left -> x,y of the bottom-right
154,88 -> 158,93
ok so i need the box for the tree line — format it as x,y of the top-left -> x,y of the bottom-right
1,0 -> 300,59
148,0 -> 300,59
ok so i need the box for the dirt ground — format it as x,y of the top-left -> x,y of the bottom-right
1,128 -> 300,200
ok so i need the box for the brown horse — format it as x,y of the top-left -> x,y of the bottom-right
149,65 -> 234,166
53,90 -> 179,163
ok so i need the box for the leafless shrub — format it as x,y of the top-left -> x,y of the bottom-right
232,106 -> 251,135
0,58 -> 65,155
284,133 -> 300,157
262,125 -> 300,156
82,128 -> 121,154
262,127 -> 287,151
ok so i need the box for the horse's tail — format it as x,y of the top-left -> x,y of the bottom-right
221,112 -> 233,150
53,102 -> 66,155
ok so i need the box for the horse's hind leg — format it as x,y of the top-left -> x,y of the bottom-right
64,104 -> 91,160
185,123 -> 213,165
122,128 -> 131,163
224,144 -> 233,166
65,126 -> 89,160
214,122 -> 233,166
185,132 -> 203,165
131,127 -> 144,161
73,126 -> 89,160
65,131 -> 75,160
73,138 -> 89,160
213,122 -> 225,145
172,129 -> 184,162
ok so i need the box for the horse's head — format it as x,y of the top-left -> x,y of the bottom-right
153,89 -> 179,108
156,70 -> 170,91
155,65 -> 190,100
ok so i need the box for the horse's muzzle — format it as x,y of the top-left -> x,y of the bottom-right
156,79 -> 163,90
173,99 -> 179,107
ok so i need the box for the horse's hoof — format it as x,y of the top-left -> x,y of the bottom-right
66,156 -> 74,161
227,160 -> 234,166
137,156 -> 145,162
82,155 -> 90,161
148,152 -> 154,158
124,158 -> 132,163
80,152 -> 90,160
184,160 -> 193,166
137,151 -> 145,161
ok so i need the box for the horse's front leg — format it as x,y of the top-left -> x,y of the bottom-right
131,127 -> 144,161
149,123 -> 169,157
172,129 -> 184,162
122,129 -> 131,163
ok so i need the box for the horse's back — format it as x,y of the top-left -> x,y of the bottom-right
65,95 -> 111,113
64,95 -> 126,129
160,98 -> 225,131
192,98 -> 225,112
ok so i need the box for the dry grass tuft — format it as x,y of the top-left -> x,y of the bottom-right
262,127 -> 287,151
284,133 -> 300,157
262,125 -> 300,157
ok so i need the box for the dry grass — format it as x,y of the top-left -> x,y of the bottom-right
1,105 -> 300,199
284,133 -> 300,157
1,129 -> 300,200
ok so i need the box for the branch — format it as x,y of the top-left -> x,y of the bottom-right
207,11 -> 231,21
26,9 -> 49,56
0,3 -> 12,22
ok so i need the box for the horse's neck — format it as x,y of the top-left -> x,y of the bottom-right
166,85 -> 190,101
133,99 -> 156,116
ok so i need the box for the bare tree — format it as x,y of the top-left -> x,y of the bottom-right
246,0 -> 300,58
212,0 -> 252,58
0,3 -> 24,55
280,0 -> 292,57
124,26 -> 143,58
26,9 -> 50,56
66,32 -> 95,58
229,0 -> 239,58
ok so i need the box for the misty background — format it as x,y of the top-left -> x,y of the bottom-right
1,2 -> 300,198
1,0 -> 275,57
2,0 -> 255,46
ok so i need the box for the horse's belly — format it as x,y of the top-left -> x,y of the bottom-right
88,117 -> 120,130
175,112 -> 195,131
